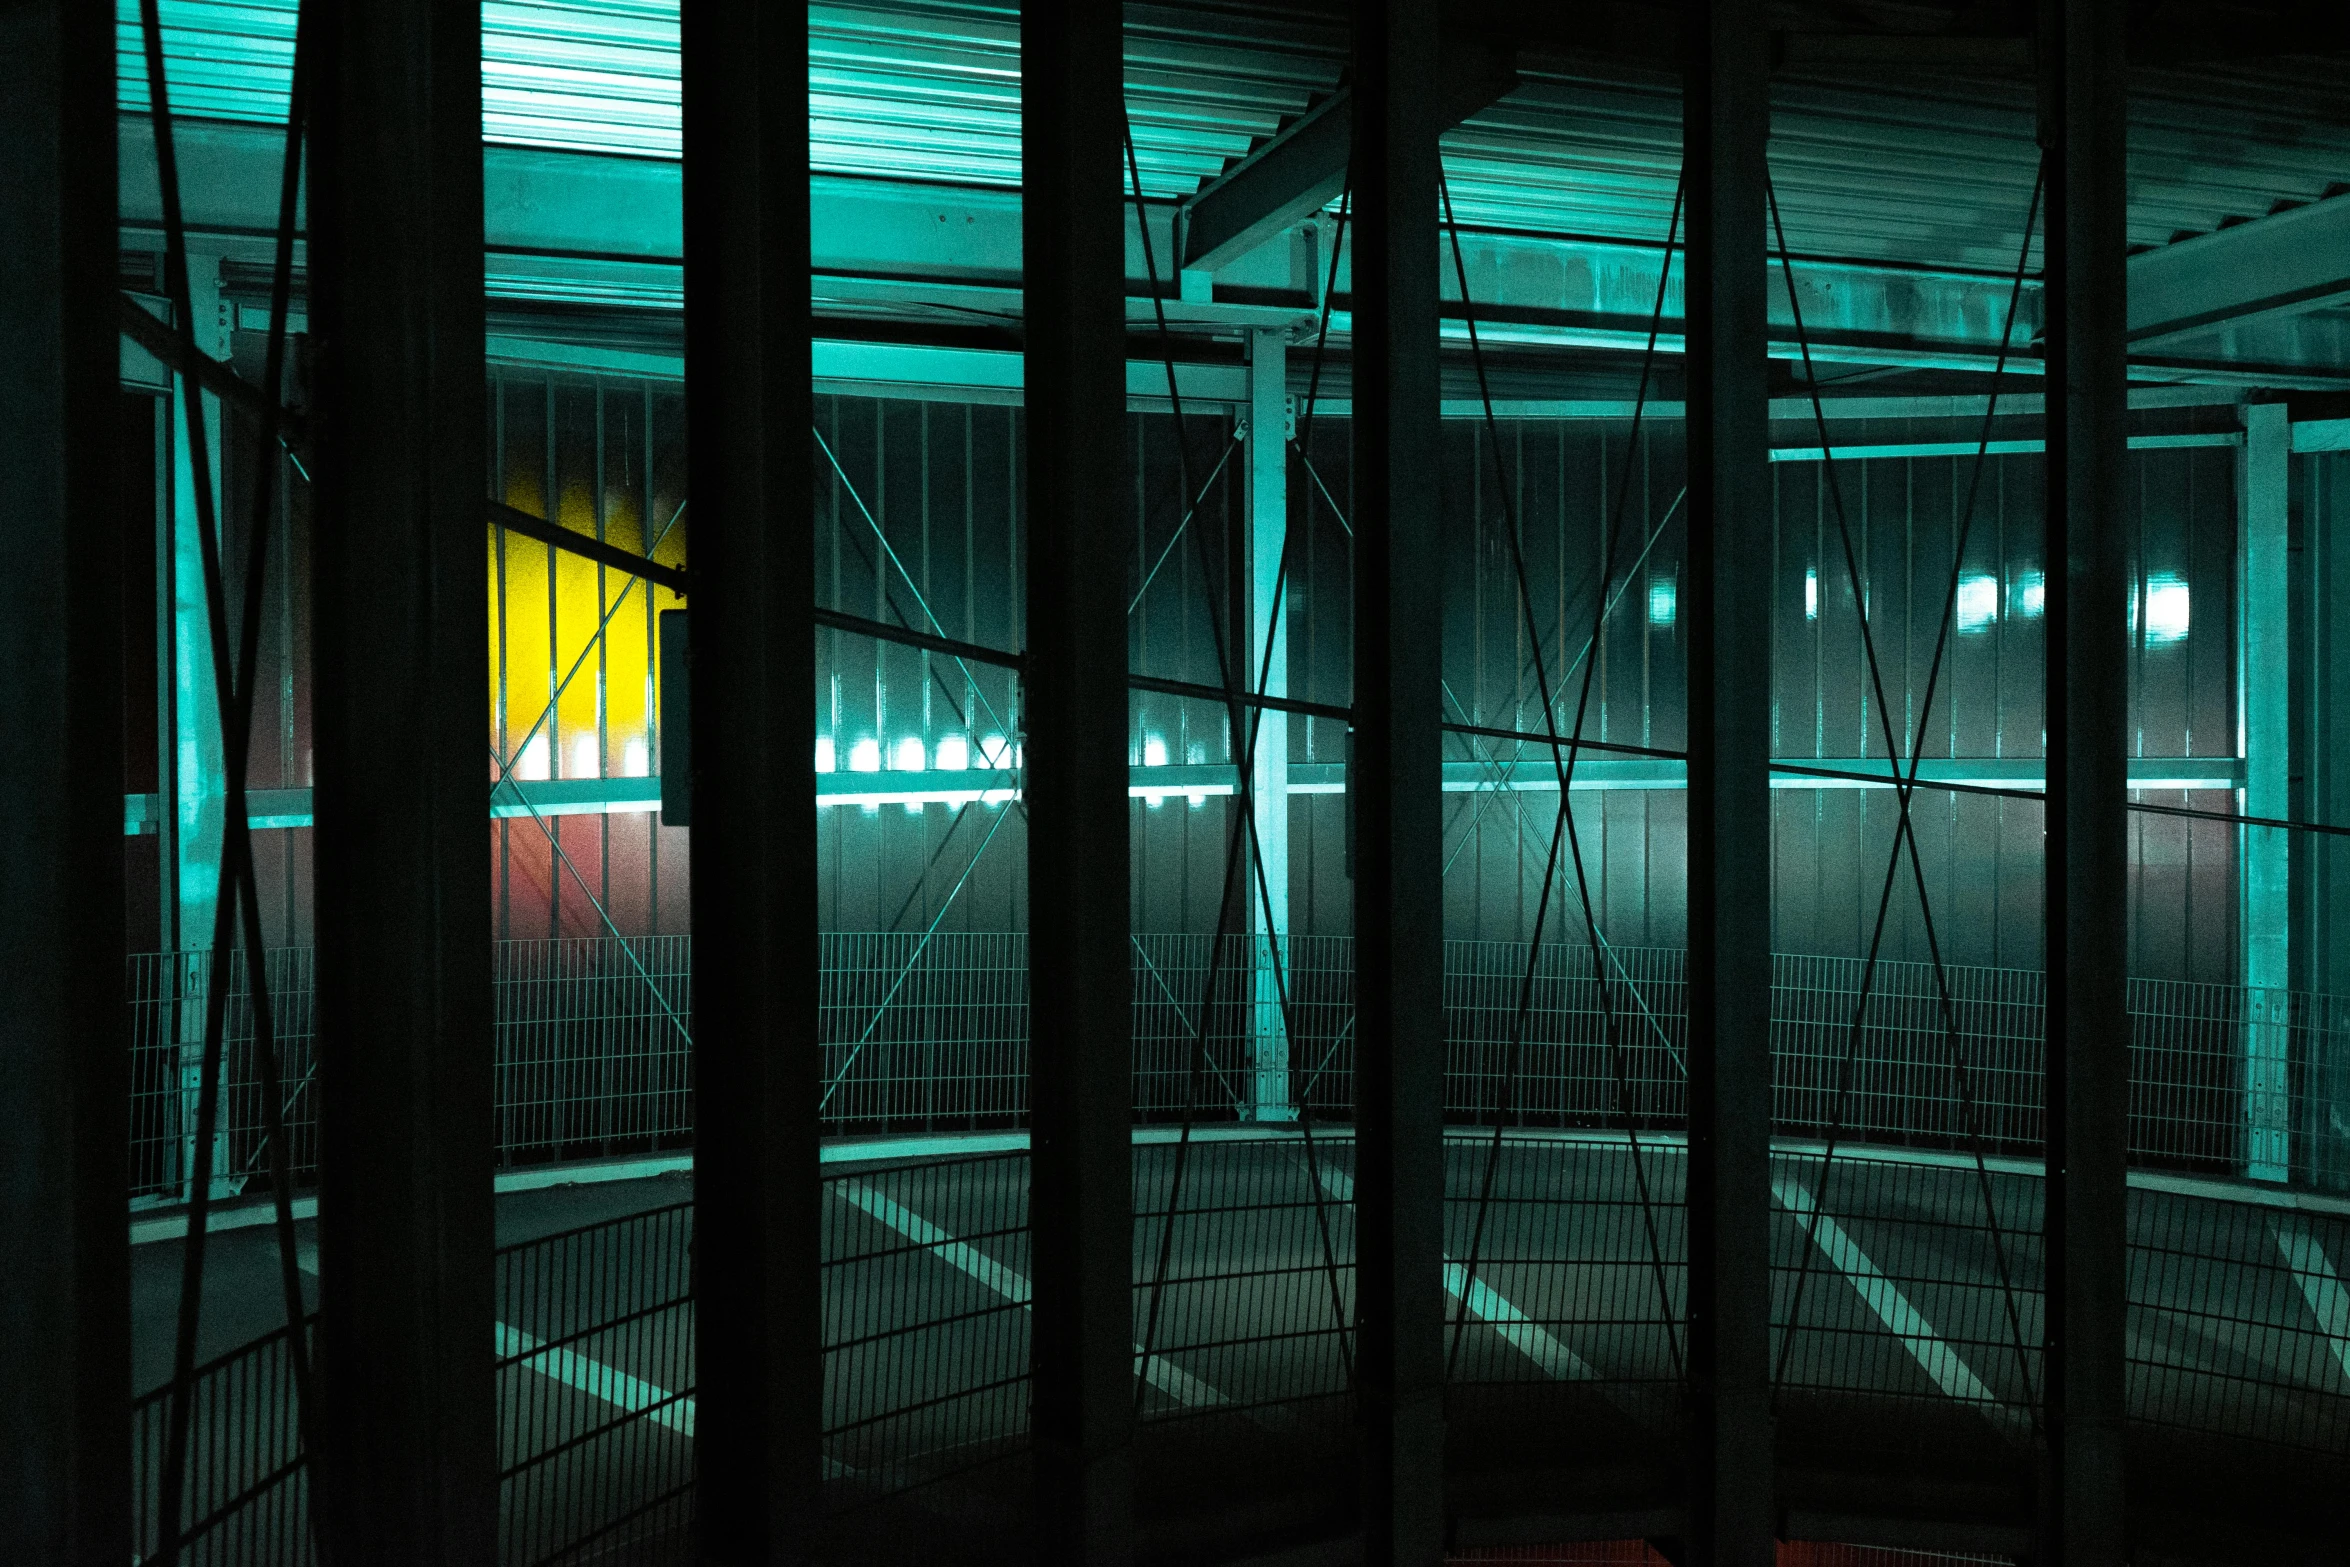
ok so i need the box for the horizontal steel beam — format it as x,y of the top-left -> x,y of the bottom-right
114,114 -> 2198,383
128,755 -> 2244,832
2129,193 -> 2350,345
489,500 -> 688,595
1174,39 -> 1517,274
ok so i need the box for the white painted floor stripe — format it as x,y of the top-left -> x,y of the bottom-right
1310,1160 -> 1596,1382
298,1246 -> 702,1444
1774,1177 -> 2006,1413
834,1177 -> 1228,1409
2270,1218 -> 2350,1382
497,1321 -> 695,1437
1443,1262 -> 1599,1380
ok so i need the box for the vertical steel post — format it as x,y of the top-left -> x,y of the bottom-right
1248,328 -> 1296,1123
0,3 -> 126,1560
1352,2 -> 1447,1559
2042,0 -> 2130,1556
309,1 -> 497,1558
1682,2 -> 1776,1561
1022,1 -> 1136,1559
2239,401 -> 2290,1180
681,0 -> 823,1558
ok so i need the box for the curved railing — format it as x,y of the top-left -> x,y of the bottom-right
127,932 -> 2350,1560
128,933 -> 2350,1201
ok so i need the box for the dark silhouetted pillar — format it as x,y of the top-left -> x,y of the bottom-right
0,4 -> 127,1562
1352,2 -> 1447,1560
2041,0 -> 2129,1559
309,0 -> 496,1558
1682,1 -> 1776,1562
681,0 -> 823,1560
1022,0 -> 1136,1560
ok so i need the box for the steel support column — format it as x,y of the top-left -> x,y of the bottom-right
1681,2 -> 1776,1562
1023,2 -> 1136,1559
1352,3 -> 1447,1560
681,1 -> 823,1559
309,2 -> 497,1559
1247,328 -> 1295,1123
2042,0 -> 2131,1556
2240,401 -> 2290,1181
0,3 -> 126,1560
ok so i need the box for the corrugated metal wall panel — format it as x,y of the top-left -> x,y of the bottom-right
460,386 -> 2245,987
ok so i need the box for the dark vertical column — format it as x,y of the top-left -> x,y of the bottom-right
1681,2 -> 1775,1563
309,1 -> 496,1560
1022,2 -> 1135,1559
0,4 -> 126,1562
2041,0 -> 2129,1558
1352,2 -> 1447,1561
681,1 -> 822,1560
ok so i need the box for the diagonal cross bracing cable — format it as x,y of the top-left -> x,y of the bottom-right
814,422 -> 1020,747
1441,164 -> 1689,1381
817,796 -> 1017,1113
1123,118 -> 1358,1395
143,3 -> 327,1559
1763,164 -> 2045,1428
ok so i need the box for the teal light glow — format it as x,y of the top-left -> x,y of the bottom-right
1955,573 -> 2000,634
1647,574 -> 1676,627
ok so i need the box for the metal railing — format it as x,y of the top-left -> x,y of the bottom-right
137,1130 -> 2350,1564
128,934 -> 2350,1202
497,1198 -> 696,1566
132,1317 -> 315,1565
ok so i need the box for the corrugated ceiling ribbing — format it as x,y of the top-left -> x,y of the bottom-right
114,0 -> 2350,278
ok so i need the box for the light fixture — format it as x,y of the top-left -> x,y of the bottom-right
2009,571 -> 2045,619
2143,572 -> 2190,645
849,738 -> 882,773
1143,734 -> 1169,768
814,736 -> 836,773
1804,568 -> 1818,622
1954,573 -> 1999,634
935,734 -> 970,771
1647,573 -> 1676,627
892,736 -> 926,772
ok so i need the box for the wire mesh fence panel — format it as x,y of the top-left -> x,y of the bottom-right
2300,987 -> 2350,1193
126,948 -> 320,1201
121,938 -> 2350,1197
2127,1190 -> 2350,1456
1770,953 -> 2044,1157
494,936 -> 694,1167
1131,933 -> 1357,1124
1131,1133 -> 1357,1419
820,931 -> 1030,1132
128,948 -> 190,1199
1440,1134 -> 1686,1427
823,1150 -> 1033,1493
131,1319 -> 315,1567
1445,942 -> 1688,1129
497,1200 -> 696,1567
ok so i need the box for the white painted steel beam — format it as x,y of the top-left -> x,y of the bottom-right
2241,402 -> 2292,1181
2130,194 -> 2350,346
1246,330 -> 1295,1124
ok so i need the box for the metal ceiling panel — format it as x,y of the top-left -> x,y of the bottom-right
113,0 -> 2350,300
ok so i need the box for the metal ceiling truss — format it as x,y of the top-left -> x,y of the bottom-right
118,109 -> 2350,393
